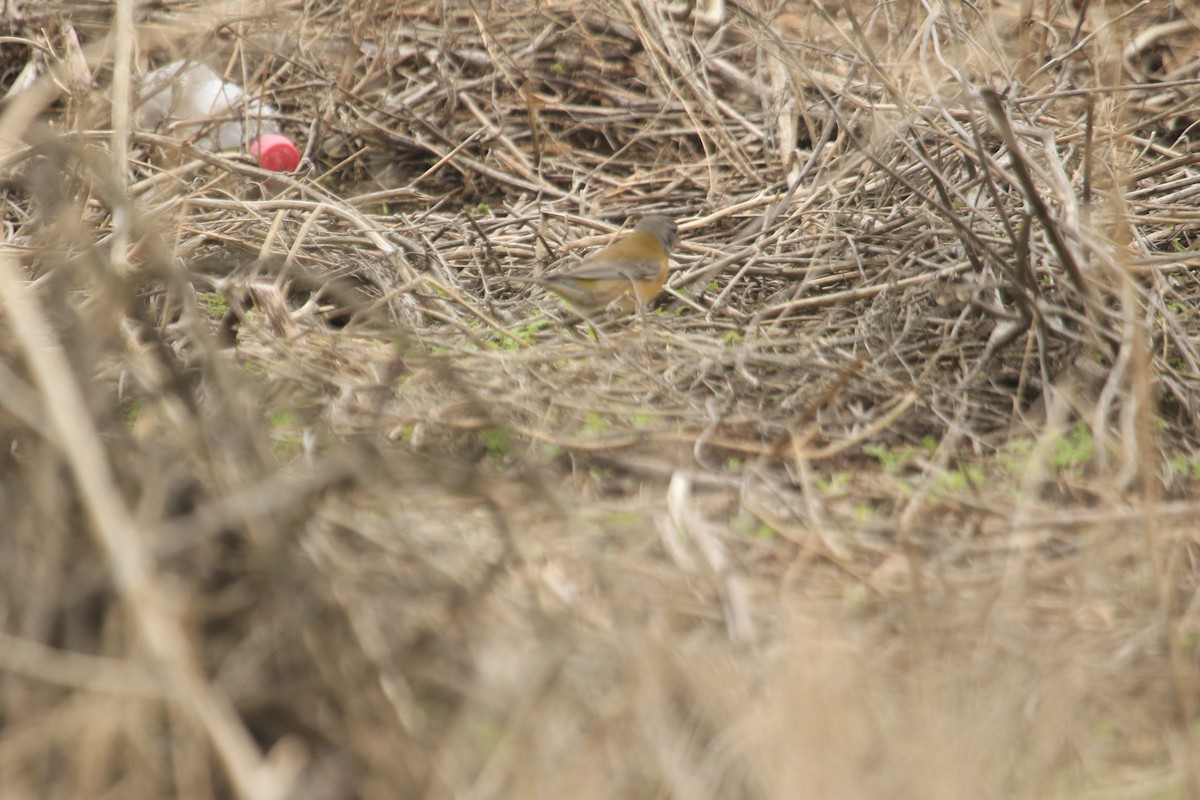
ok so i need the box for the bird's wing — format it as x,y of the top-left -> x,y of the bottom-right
555,255 -> 663,282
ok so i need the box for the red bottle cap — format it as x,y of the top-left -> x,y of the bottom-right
250,134 -> 301,172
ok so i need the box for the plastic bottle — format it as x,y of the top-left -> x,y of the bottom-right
138,60 -> 301,172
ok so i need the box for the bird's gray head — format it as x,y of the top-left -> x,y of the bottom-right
634,214 -> 679,253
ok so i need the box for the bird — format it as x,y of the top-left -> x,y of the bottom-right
510,214 -> 678,314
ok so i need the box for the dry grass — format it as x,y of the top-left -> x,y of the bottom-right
3,0 -> 1200,797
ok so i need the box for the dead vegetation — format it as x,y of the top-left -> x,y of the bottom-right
2,0 -> 1200,797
